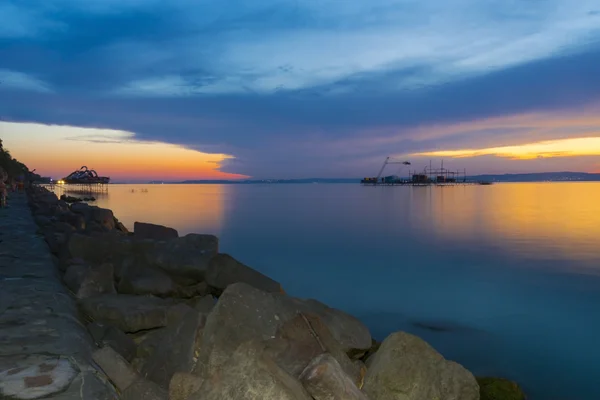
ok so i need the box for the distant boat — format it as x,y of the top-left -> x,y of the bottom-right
61,166 -> 110,184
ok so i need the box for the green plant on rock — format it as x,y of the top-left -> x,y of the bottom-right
477,377 -> 526,400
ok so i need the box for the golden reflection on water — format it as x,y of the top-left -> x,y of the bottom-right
425,182 -> 600,261
54,184 -> 228,236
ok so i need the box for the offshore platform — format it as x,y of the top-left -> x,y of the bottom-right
361,157 -> 491,186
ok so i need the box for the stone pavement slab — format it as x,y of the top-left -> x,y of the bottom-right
0,192 -> 117,399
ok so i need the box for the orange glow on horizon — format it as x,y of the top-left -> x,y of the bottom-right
0,122 -> 249,181
411,136 -> 600,160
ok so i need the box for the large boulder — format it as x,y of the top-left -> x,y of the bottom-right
290,298 -> 372,354
79,294 -> 172,332
63,262 -> 116,299
117,262 -> 177,297
299,353 -> 368,400
130,328 -> 167,372
88,322 -> 137,362
205,253 -> 283,295
141,305 -> 206,388
362,331 -> 479,400
121,379 -> 168,400
150,234 -> 218,281
134,222 -> 178,240
188,339 -> 312,400
71,202 -> 93,220
265,313 -> 363,385
68,232 -> 132,265
195,283 -> 371,377
186,295 -> 215,314
58,210 -> 86,231
92,207 -> 116,230
169,372 -> 204,400
92,346 -> 139,392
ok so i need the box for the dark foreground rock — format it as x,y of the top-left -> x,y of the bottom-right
151,234 -> 219,281
133,222 -> 178,240
169,372 -> 204,400
79,294 -> 172,332
188,339 -> 312,400
299,353 -> 368,400
477,377 -> 526,400
205,253 -> 283,294
141,305 -> 205,388
196,283 -> 372,377
88,322 -> 137,362
63,262 -> 116,299
266,313 -> 364,385
362,331 -> 479,400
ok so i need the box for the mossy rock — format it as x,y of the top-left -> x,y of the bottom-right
477,377 -> 526,400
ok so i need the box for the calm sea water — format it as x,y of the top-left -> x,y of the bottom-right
55,183 -> 600,399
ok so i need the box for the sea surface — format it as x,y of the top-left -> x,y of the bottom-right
54,182 -> 600,399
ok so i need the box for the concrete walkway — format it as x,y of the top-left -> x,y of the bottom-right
0,192 -> 116,399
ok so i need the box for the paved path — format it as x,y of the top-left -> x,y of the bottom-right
0,192 -> 116,399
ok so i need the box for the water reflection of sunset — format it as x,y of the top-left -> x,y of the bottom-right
54,184 -> 228,236
424,183 -> 600,262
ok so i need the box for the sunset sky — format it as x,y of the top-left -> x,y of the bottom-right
1,0 -> 600,181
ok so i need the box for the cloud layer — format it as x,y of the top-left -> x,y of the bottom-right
1,0 -> 600,178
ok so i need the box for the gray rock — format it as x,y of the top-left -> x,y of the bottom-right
130,328 -> 167,372
362,331 -> 479,400
121,379 -> 168,400
151,234 -> 218,281
71,202 -> 93,220
43,230 -> 68,255
92,207 -> 116,230
92,346 -> 139,392
265,313 -> 363,385
78,371 -> 120,400
117,263 -> 176,297
290,298 -> 372,354
206,253 -> 283,295
88,322 -> 137,362
134,222 -> 178,240
174,281 -> 210,299
141,306 -> 205,388
196,283 -> 371,376
115,220 -> 129,234
299,353 -> 368,400
169,372 -> 204,400
58,210 -> 86,231
188,339 -> 312,400
166,303 -> 196,326
68,232 -> 131,265
79,294 -> 171,333
64,263 -> 116,299
186,295 -> 215,314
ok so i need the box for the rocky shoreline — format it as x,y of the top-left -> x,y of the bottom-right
23,185 -> 525,400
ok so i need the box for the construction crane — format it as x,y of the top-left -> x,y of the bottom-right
375,157 -> 411,181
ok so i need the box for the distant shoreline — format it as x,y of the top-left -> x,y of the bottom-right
133,172 -> 600,185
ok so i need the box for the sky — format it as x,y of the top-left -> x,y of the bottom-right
1,0 -> 600,181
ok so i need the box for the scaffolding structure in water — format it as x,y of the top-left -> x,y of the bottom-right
361,158 -> 491,186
